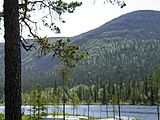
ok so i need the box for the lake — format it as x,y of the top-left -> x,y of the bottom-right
0,105 -> 159,120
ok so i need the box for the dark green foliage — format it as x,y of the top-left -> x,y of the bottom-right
0,113 -> 5,120
148,67 -> 160,119
18,11 -> 160,88
105,0 -> 126,8
2,0 -> 82,119
73,37 -> 160,84
1,0 -> 126,119
1,10 -> 160,105
30,81 -> 47,120
36,38 -> 87,84
2,11 -> 160,94
69,90 -> 79,115
37,38 -> 87,119
21,71 -> 158,106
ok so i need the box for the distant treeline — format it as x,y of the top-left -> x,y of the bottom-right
21,74 -> 159,106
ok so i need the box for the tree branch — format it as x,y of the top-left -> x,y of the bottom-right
20,36 -> 36,51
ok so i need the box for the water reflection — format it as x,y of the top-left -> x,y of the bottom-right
0,105 -> 158,120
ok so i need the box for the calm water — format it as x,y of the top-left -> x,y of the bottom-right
0,105 -> 159,120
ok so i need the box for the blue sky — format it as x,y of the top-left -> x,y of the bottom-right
0,0 -> 160,42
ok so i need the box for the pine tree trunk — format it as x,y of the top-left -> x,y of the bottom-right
4,0 -> 21,119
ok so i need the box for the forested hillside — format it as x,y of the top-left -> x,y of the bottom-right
70,10 -> 160,85
0,10 -> 160,98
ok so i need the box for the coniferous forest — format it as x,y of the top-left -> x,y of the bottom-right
1,0 -> 160,119
0,10 -> 160,106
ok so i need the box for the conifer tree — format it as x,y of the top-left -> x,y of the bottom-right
38,38 -> 87,120
0,0 -> 126,119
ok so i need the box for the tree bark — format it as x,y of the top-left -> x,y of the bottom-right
4,0 -> 21,119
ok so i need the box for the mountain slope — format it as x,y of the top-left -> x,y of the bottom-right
71,10 -> 160,84
74,10 -> 160,43
0,10 -> 160,93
